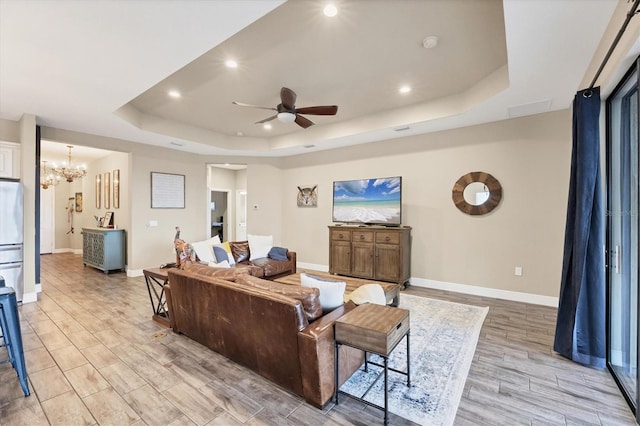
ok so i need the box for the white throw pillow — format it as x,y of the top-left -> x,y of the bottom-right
208,260 -> 230,268
346,284 -> 386,306
248,234 -> 273,260
300,273 -> 346,312
190,238 -> 218,263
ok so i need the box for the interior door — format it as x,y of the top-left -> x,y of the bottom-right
236,190 -> 247,241
40,186 -> 54,254
607,60 -> 640,415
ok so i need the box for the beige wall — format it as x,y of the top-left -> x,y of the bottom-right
260,110 -> 571,299
129,153 -> 208,272
246,163 -> 284,243
0,110 -> 575,303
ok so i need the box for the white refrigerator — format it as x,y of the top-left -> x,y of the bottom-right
0,180 -> 24,301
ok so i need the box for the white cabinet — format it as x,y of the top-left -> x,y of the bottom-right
0,142 -> 20,179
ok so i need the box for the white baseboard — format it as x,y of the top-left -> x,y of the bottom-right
409,277 -> 559,307
297,262 -> 328,272
52,248 -> 74,254
127,269 -> 143,277
35,283 -> 42,293
21,291 -> 37,304
52,248 -> 82,255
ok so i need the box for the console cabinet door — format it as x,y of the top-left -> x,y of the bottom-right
375,243 -> 401,282
330,240 -> 351,275
351,242 -> 374,278
328,225 -> 411,285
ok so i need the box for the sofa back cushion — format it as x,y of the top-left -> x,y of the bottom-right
230,241 -> 250,263
235,274 -> 323,322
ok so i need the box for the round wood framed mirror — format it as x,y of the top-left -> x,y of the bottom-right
452,172 -> 502,216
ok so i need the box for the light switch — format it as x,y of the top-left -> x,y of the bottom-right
149,220 -> 158,227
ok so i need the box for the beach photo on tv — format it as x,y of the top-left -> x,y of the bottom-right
332,177 -> 401,225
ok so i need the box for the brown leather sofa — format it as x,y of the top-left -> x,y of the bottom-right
165,264 -> 363,408
227,241 -> 296,279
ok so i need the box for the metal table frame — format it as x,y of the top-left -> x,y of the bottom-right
142,268 -> 171,327
335,330 -> 410,425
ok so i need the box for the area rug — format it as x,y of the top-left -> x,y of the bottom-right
338,293 -> 489,425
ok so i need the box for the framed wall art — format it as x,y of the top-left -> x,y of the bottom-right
113,169 -> 120,209
75,192 -> 83,212
297,185 -> 318,207
104,172 -> 110,209
95,174 -> 101,209
151,172 -> 185,209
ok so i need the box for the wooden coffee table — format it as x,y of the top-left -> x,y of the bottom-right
334,303 -> 411,425
274,271 -> 400,306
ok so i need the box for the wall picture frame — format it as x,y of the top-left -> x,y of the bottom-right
297,185 -> 318,207
113,169 -> 120,209
75,192 -> 83,212
151,172 -> 185,209
104,172 -> 110,209
95,174 -> 101,209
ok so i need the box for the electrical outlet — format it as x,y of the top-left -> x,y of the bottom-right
515,266 -> 523,276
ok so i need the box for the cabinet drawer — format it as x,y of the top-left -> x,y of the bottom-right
376,232 -> 400,244
352,231 -> 373,242
331,230 -> 351,241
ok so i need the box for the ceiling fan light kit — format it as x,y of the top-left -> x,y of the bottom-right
277,112 -> 296,123
233,87 -> 338,130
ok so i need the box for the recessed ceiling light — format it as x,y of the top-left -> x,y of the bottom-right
168,90 -> 181,98
323,4 -> 337,17
225,59 -> 238,68
422,36 -> 439,49
263,123 -> 272,130
236,131 -> 243,137
399,85 -> 411,94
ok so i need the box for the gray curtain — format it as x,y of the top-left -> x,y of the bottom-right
553,87 -> 606,368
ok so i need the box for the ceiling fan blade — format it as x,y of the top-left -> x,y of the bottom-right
295,105 -> 338,116
232,101 -> 277,111
255,114 -> 278,124
294,114 -> 314,128
280,87 -> 297,110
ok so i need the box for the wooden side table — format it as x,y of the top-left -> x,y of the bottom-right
143,267 -> 172,327
334,303 -> 410,425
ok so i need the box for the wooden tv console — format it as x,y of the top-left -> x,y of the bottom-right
328,225 -> 411,287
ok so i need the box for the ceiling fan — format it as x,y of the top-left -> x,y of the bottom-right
233,87 -> 338,129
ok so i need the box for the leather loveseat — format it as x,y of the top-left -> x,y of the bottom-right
227,241 -> 296,279
165,264 -> 363,408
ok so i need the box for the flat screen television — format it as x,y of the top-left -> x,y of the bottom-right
332,176 -> 402,226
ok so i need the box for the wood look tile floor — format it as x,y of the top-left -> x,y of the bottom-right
0,253 -> 635,425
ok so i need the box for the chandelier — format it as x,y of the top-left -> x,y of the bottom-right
40,161 -> 61,189
50,145 -> 87,183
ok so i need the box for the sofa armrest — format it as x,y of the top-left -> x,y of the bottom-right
164,284 -> 177,331
297,302 -> 364,408
287,251 -> 297,274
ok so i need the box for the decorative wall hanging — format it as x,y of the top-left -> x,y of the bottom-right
297,185 -> 318,207
104,172 -> 110,209
113,169 -> 120,209
95,174 -> 101,209
75,192 -> 83,212
452,171 -> 502,216
151,172 -> 185,209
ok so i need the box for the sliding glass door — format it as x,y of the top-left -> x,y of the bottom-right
607,59 -> 640,414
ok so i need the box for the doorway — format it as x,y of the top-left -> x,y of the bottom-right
607,58 -> 640,416
210,191 -> 227,241
208,164 -> 247,242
